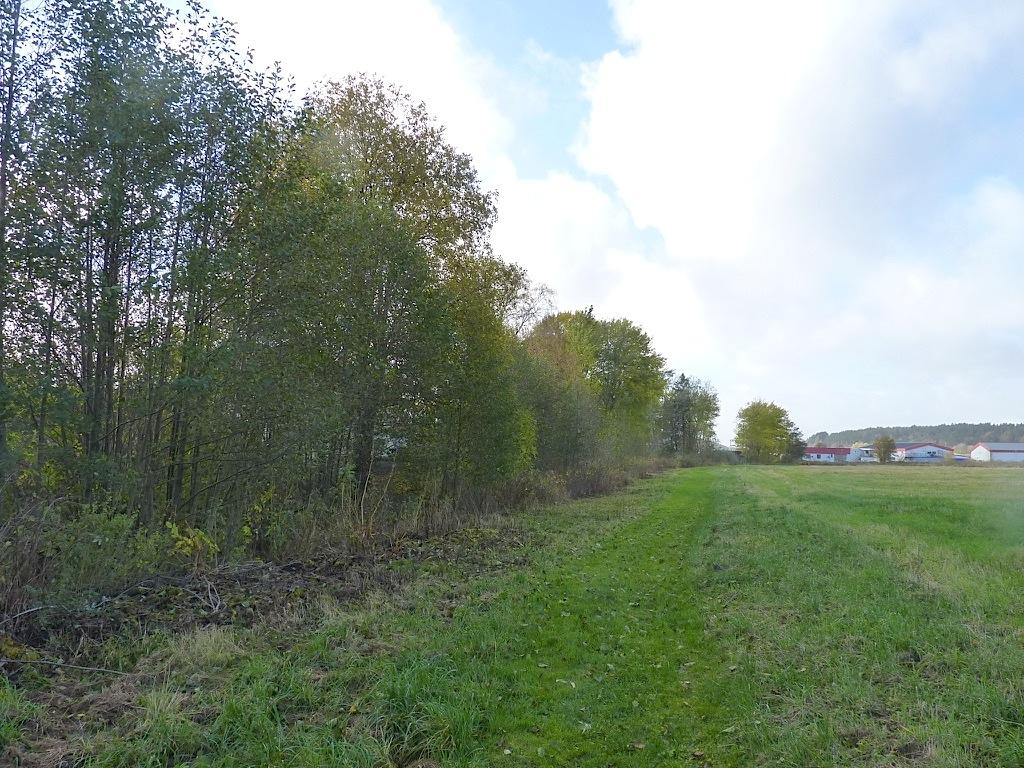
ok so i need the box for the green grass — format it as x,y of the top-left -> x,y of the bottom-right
17,466 -> 1024,766
0,679 -> 39,751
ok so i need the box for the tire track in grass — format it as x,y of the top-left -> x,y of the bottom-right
474,468 -> 755,767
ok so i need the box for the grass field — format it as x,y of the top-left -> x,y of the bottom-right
6,465 -> 1024,766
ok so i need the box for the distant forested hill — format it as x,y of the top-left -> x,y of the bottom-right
807,423 -> 1024,448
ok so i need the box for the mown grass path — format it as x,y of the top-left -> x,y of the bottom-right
473,468 -> 749,766
15,466 -> 1024,767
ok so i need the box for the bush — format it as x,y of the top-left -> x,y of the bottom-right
488,471 -> 569,510
43,506 -> 175,602
565,462 -> 630,498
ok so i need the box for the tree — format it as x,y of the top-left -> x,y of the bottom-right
735,400 -> 804,464
226,140 -> 452,509
874,435 -> 896,464
301,76 -> 496,268
783,424 -> 807,463
300,76 -> 536,504
529,310 -> 667,459
658,374 -> 719,456
520,314 -> 601,471
0,0 -> 23,474
0,0 -> 287,512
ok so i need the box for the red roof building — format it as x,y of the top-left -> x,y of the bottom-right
803,446 -> 851,463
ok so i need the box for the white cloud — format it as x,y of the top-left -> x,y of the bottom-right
577,0 -> 1024,438
492,172 -> 710,371
492,173 -> 630,303
890,5 -> 1024,110
209,0 -> 512,181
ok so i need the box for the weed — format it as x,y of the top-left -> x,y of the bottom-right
0,679 -> 38,750
161,626 -> 242,676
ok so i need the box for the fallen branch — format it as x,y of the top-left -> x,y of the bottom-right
0,605 -> 51,627
0,657 -> 129,676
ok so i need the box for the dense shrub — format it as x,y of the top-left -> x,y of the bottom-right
43,508 -> 175,602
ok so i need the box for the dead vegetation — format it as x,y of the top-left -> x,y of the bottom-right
4,525 -> 523,668
0,522 -> 535,766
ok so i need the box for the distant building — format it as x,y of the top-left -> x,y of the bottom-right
970,442 -> 1024,462
803,447 -> 850,463
855,445 -> 879,462
802,446 -> 870,463
894,442 -> 953,463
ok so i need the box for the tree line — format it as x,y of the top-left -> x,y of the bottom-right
808,423 -> 1024,449
0,0 -> 721,606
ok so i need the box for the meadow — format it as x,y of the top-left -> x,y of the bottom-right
5,465 -> 1024,766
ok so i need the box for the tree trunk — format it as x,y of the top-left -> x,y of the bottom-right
352,402 -> 378,494
0,0 -> 22,472
81,224 -> 96,495
36,274 -> 58,469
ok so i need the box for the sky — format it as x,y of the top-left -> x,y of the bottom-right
205,0 -> 1024,441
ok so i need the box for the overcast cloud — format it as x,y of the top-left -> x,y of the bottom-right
209,0 -> 1024,439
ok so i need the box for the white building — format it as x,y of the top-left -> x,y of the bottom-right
802,446 -> 869,463
852,445 -> 879,462
970,442 -> 1024,462
803,447 -> 850,463
894,442 -> 953,463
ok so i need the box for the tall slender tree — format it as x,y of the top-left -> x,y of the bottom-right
0,0 -> 23,475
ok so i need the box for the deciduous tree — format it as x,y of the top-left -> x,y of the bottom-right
735,400 -> 804,464
658,374 -> 719,456
874,436 -> 896,464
